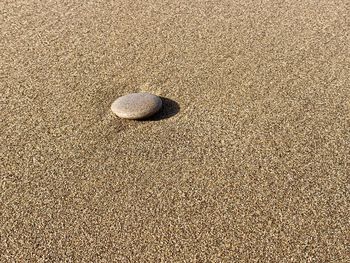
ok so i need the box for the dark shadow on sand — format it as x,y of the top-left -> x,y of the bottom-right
140,97 -> 180,121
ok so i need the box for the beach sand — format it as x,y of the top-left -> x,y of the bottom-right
1,0 -> 349,261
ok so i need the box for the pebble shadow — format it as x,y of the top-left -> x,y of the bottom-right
140,97 -> 180,121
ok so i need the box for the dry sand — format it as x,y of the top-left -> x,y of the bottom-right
1,0 -> 350,262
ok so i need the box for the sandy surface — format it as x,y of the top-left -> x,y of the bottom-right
1,0 -> 349,262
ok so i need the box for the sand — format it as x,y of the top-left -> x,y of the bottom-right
1,0 -> 349,262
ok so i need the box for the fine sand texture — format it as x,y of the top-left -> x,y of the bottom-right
1,0 -> 349,262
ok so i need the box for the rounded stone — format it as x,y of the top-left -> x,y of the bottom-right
111,92 -> 162,119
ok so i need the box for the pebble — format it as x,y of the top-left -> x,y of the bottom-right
111,92 -> 162,119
